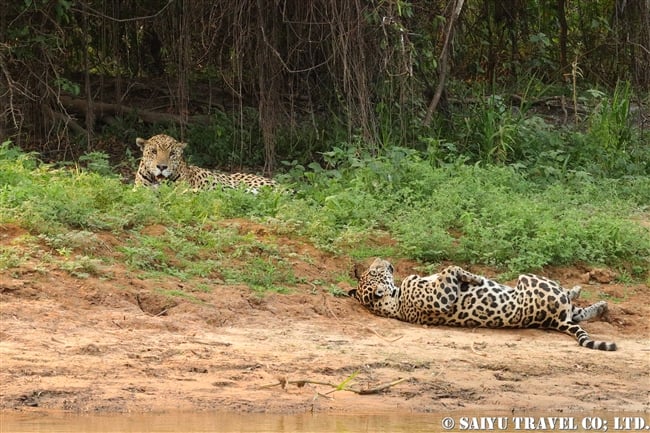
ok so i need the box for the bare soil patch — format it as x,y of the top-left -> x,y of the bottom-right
1,223 -> 649,414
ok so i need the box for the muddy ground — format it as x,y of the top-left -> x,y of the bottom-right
1,222 -> 649,415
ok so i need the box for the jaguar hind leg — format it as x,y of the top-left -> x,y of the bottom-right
567,285 -> 581,300
572,300 -> 608,322
561,323 -> 617,351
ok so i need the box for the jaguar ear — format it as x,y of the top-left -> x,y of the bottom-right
179,141 -> 188,149
136,137 -> 147,150
347,289 -> 357,297
353,262 -> 366,280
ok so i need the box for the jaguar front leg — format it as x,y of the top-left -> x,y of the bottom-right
427,266 -> 483,313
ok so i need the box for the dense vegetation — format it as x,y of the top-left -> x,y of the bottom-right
1,0 -> 648,170
1,140 -> 648,287
1,1 -> 648,287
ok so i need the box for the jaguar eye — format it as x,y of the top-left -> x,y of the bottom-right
150,148 -> 157,155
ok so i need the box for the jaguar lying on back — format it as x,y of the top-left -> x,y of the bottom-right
135,134 -> 276,193
349,258 -> 616,351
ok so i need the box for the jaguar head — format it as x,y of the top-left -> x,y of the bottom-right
136,134 -> 187,185
349,258 -> 400,317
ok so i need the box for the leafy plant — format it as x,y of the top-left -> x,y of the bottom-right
78,152 -> 114,176
0,247 -> 28,270
59,255 -> 103,279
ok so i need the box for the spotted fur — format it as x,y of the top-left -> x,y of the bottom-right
135,134 -> 276,193
349,258 -> 616,351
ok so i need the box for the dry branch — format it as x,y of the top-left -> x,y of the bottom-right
44,106 -> 87,135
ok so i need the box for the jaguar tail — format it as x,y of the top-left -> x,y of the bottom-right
566,324 -> 617,351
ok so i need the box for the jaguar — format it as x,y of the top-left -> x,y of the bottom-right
134,134 -> 276,193
349,258 -> 617,351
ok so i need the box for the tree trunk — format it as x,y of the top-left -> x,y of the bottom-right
82,4 -> 94,145
423,0 -> 465,126
557,0 -> 568,72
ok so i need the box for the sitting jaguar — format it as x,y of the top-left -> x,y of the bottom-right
134,134 -> 277,193
349,258 -> 616,351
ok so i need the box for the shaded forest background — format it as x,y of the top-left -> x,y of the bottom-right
1,0 -> 648,174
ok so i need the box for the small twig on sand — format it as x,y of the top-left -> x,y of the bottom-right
259,378 -> 335,389
322,294 -> 339,321
471,341 -> 487,357
188,338 -> 232,347
153,309 -> 169,317
363,326 -> 404,343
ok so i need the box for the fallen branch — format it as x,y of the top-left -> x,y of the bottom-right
60,95 -> 212,125
446,94 -> 590,115
356,377 -> 409,395
44,105 -> 87,135
259,376 -> 409,395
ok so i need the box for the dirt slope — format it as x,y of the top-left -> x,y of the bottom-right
1,223 -> 649,414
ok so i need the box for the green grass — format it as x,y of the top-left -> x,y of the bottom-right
1,138 -> 648,292
222,256 -> 296,294
157,289 -> 204,304
281,151 -> 649,275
